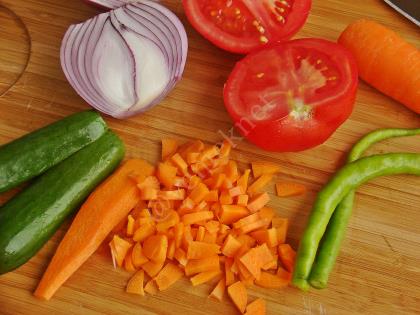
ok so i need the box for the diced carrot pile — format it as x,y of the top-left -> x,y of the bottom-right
109,139 -> 302,314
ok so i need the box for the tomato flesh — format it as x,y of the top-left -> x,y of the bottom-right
183,0 -> 312,53
224,39 -> 358,152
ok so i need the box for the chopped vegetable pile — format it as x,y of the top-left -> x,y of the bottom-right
109,139 -> 305,313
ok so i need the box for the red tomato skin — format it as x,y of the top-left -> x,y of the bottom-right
223,39 -> 359,152
182,0 -> 312,54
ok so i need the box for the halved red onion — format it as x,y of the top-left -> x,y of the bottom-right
61,0 -> 187,118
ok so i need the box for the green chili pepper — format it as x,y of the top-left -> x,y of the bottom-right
292,152 -> 420,291
309,128 -> 420,289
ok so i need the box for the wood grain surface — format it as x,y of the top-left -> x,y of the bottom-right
0,0 -> 419,314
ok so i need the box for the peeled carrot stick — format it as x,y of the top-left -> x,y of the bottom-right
338,20 -> 420,113
34,159 -> 154,300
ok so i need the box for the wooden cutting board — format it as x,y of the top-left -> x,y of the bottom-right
0,0 -> 419,314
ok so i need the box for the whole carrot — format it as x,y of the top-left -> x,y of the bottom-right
338,20 -> 420,114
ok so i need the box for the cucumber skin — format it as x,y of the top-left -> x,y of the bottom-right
0,110 -> 108,193
0,131 -> 125,274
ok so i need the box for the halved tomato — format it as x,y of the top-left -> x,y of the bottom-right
182,0 -> 312,54
224,38 -> 358,152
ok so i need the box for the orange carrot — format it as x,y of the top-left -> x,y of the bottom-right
278,244 -> 296,272
225,160 -> 239,182
338,20 -> 420,114
237,194 -> 249,206
167,239 -> 176,260
239,244 -> 273,280
225,257 -> 236,286
190,270 -> 221,286
276,182 -> 306,197
34,160 -> 154,301
137,175 -> 160,190
182,211 -> 214,225
157,163 -> 177,188
262,255 -> 278,271
276,266 -> 292,282
205,220 -> 220,234
144,279 -> 158,295
228,281 -> 248,313
255,271 -> 289,289
239,249 -> 261,280
202,231 -> 218,244
187,152 -> 200,164
126,215 -> 135,236
219,140 -> 232,157
229,186 -> 244,197
258,207 -> 275,222
239,218 -> 270,234
126,270 -> 145,296
189,183 -> 210,204
219,205 -> 249,224
154,263 -> 184,291
185,255 -> 220,276
205,190 -> 219,202
174,248 -> 188,267
233,212 -> 260,229
174,222 -> 184,248
237,169 -> 251,193
132,243 -> 149,268
133,223 -> 156,242
252,161 -> 280,178
221,234 -> 242,257
124,248 -> 136,272
156,211 -> 180,232
171,153 -> 188,175
142,260 -> 165,278
272,217 -> 289,244
247,174 -> 273,196
140,187 -> 158,200
109,235 -> 132,268
196,226 -> 206,242
247,193 -> 270,213
245,298 -> 266,315
158,189 -> 186,200
220,190 -> 233,205
162,139 -> 178,160
143,235 -> 168,263
187,241 -> 220,259
209,277 -> 226,301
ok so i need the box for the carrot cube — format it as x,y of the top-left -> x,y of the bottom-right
209,277 -> 226,301
247,193 -> 270,213
187,241 -> 221,259
126,270 -> 145,296
185,255 -> 220,276
190,270 -> 221,286
276,182 -> 306,197
162,139 -> 178,160
221,234 -> 242,257
219,205 -> 249,224
227,281 -> 248,313
154,263 -> 184,291
252,161 -> 280,178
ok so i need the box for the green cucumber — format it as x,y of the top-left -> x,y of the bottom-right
0,131 -> 124,274
0,110 -> 108,193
